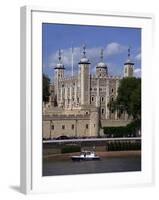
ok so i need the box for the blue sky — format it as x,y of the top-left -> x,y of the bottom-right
42,23 -> 141,80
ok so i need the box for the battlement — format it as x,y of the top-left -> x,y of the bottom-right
59,75 -> 79,82
43,113 -> 90,121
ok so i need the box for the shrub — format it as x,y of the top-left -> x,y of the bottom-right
103,120 -> 141,138
106,141 -> 141,151
61,145 -> 81,153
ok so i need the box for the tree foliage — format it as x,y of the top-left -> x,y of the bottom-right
43,73 -> 50,103
103,120 -> 140,137
111,77 -> 141,120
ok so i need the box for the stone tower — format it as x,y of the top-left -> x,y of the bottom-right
124,47 -> 134,77
54,49 -> 65,105
90,107 -> 99,137
96,48 -> 108,78
79,45 -> 90,106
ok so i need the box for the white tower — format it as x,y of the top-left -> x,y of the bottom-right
54,49 -> 65,105
79,45 -> 90,106
96,48 -> 108,78
124,47 -> 134,77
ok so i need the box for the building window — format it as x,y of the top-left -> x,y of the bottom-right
51,125 -> 54,130
86,124 -> 89,129
101,97 -> 104,102
86,112 -> 89,115
91,96 -> 94,101
112,88 -> 114,93
111,97 -> 114,101
101,108 -> 104,114
62,125 -> 65,129
72,124 -> 74,130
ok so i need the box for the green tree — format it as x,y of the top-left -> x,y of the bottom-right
43,73 -> 50,103
115,77 -> 141,120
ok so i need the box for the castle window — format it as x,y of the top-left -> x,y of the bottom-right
86,112 -> 89,115
101,97 -> 104,102
86,124 -> 89,129
91,96 -> 94,101
111,97 -> 114,101
51,125 -> 54,130
62,125 -> 65,130
72,124 -> 74,130
102,108 -> 104,114
112,88 -> 114,93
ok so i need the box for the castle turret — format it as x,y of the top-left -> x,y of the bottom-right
54,49 -> 65,105
96,48 -> 108,78
79,45 -> 90,106
123,47 -> 134,77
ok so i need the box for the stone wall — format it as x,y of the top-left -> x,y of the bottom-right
43,117 -> 91,139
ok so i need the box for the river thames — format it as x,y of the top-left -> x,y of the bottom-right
43,153 -> 141,176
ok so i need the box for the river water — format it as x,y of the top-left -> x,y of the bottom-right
43,155 -> 141,176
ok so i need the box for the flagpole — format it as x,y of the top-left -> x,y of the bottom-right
71,45 -> 74,76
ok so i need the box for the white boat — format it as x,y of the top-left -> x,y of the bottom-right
71,151 -> 100,161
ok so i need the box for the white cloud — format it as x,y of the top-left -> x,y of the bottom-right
134,68 -> 141,77
105,42 -> 127,56
135,53 -> 141,61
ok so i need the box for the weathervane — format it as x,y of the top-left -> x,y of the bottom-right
128,45 -> 131,59
58,49 -> 62,62
82,44 -> 86,57
100,48 -> 104,61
